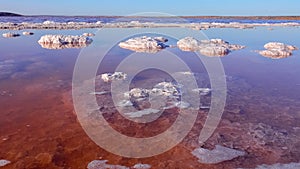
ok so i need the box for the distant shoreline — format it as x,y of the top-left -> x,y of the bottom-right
1,12 -> 300,20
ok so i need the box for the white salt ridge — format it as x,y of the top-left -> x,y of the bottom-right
119,36 -> 168,53
0,159 -> 11,167
89,91 -> 110,95
177,37 -> 245,56
258,42 -> 298,59
1,21 -> 299,30
192,145 -> 245,164
101,72 -> 127,82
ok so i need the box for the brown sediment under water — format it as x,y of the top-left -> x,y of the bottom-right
0,27 -> 300,169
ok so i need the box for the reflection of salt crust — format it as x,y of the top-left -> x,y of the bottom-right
192,145 -> 245,164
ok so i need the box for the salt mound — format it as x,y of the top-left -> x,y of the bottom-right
259,42 -> 298,59
101,72 -> 127,82
192,145 -> 245,164
0,159 -> 11,167
119,36 -> 169,53
38,34 -> 93,46
2,32 -> 20,38
177,37 -> 245,56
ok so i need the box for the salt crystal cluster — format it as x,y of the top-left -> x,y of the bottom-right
119,36 -> 168,53
101,72 -> 127,82
177,37 -> 245,56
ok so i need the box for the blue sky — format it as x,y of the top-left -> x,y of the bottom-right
1,0 -> 300,16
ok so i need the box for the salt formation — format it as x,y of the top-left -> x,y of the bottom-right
101,72 -> 127,82
2,32 -> 20,38
192,88 -> 212,96
133,163 -> 152,169
258,42 -> 298,59
191,145 -> 245,164
87,160 -> 129,169
22,31 -> 34,35
119,36 -> 168,53
0,159 -> 11,167
38,34 -> 93,49
177,37 -> 245,56
124,108 -> 161,118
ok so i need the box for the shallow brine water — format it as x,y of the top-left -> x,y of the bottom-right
0,25 -> 300,169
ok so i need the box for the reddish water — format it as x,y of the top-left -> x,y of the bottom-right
0,27 -> 300,168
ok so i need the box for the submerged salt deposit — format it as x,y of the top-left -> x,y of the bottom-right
87,160 -> 151,169
177,37 -> 245,56
87,160 -> 129,169
118,36 -> 169,53
258,42 -> 298,59
192,145 -> 245,164
0,159 -> 11,167
252,162 -> 300,169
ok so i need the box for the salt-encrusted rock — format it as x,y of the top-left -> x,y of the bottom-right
192,145 -> 245,164
177,37 -> 201,51
119,36 -> 169,53
0,159 -> 11,167
253,162 -> 300,169
125,88 -> 149,99
2,32 -> 20,38
87,160 -> 129,169
192,88 -> 211,96
133,163 -> 152,169
258,42 -> 297,59
22,31 -> 34,35
83,33 -> 95,37
101,72 -> 127,82
177,37 -> 245,56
